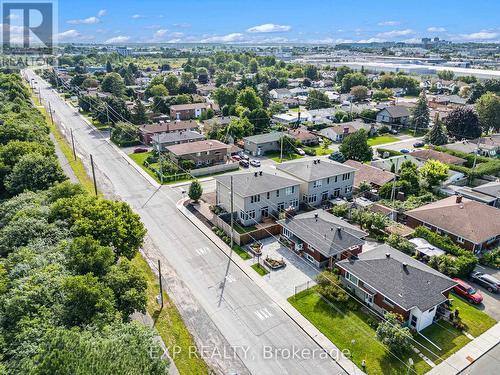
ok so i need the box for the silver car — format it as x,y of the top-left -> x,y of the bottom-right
471,272 -> 500,293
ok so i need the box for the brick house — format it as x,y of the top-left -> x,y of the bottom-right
169,102 -> 212,120
278,209 -> 367,268
405,195 -> 500,252
337,244 -> 457,332
139,120 -> 200,144
165,140 -> 231,167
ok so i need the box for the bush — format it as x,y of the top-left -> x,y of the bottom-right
331,204 -> 349,218
378,125 -> 390,134
376,313 -> 412,355
480,248 -> 500,268
302,146 -> 316,156
316,272 -> 349,303
387,234 -> 415,255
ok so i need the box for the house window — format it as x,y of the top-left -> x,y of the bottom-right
261,207 -> 269,218
334,176 -> 338,183
345,186 -> 352,194
304,253 -> 315,264
248,210 -> 255,219
410,315 -> 418,328
333,188 -> 340,198
304,194 -> 317,204
250,194 -> 260,203
457,236 -> 464,244
290,199 -> 299,208
283,227 -> 292,238
345,272 -> 359,286
327,177 -> 330,184
277,202 -> 285,211
383,297 -> 395,308
276,189 -> 280,197
428,307 -> 435,313
266,192 -> 270,200
286,186 -> 295,195
424,223 -> 432,229
313,179 -> 322,188
239,211 -> 247,221
321,191 -> 329,201
342,173 -> 351,181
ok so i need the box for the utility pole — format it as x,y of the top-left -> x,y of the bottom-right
70,129 -> 77,160
90,154 -> 98,196
48,102 -> 54,124
472,137 -> 481,169
157,133 -> 164,184
280,136 -> 283,163
106,104 -> 110,125
158,259 -> 164,309
230,175 -> 234,251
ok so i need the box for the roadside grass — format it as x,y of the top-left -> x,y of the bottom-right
131,254 -> 208,375
233,245 -> 252,260
288,289 -> 430,375
449,293 -> 497,337
415,321 -> 470,364
80,111 -> 110,130
267,152 -> 304,163
367,136 -> 399,146
309,145 -> 332,156
251,263 -> 269,276
30,90 -> 96,194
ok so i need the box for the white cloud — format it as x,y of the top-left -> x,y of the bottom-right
154,29 -> 168,38
403,38 -> 422,44
356,38 -> 386,43
201,33 -> 244,43
173,23 -> 191,28
376,29 -> 414,38
67,16 -> 100,25
105,35 -> 130,44
247,23 -> 291,33
132,14 -> 145,19
56,29 -> 81,41
460,31 -> 498,40
97,9 -> 107,17
170,32 -> 184,38
378,21 -> 400,26
427,26 -> 446,32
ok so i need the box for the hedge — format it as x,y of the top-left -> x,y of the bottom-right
434,146 -> 500,178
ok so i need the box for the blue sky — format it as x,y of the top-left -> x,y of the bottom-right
54,0 -> 500,44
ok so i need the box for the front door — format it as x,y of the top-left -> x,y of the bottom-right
365,293 -> 374,306
261,207 -> 269,218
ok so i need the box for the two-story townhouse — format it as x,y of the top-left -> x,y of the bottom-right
276,159 -> 356,207
215,171 -> 301,227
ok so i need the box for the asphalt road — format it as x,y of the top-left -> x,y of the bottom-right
460,343 -> 500,374
470,265 -> 500,321
26,70 -> 347,375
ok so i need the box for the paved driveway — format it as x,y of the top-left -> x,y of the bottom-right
469,264 -> 500,321
247,237 -> 319,299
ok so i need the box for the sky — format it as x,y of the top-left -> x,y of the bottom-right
37,0 -> 500,44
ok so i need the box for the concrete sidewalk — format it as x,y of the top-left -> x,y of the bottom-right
177,197 -> 364,375
426,322 -> 500,375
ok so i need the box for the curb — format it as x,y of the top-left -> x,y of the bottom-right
176,197 -> 364,375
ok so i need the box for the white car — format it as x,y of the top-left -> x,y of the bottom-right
250,159 -> 261,167
296,148 -> 306,156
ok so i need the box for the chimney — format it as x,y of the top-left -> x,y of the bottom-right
337,227 -> 342,233
343,127 -> 349,134
317,159 -> 321,163
456,195 -> 462,204
385,253 -> 391,258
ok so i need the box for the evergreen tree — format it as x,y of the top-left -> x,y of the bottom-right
445,107 -> 481,139
188,180 -> 203,202
411,90 -> 430,131
132,100 -> 148,125
425,114 -> 448,145
106,60 -> 113,73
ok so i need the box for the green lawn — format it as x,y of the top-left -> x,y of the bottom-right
307,145 -> 332,156
132,254 -> 208,375
128,152 -> 162,183
289,290 -> 430,375
232,245 -> 252,260
251,263 -> 269,276
234,224 -> 257,234
449,293 -> 497,337
415,322 -> 470,364
367,136 -> 400,146
268,152 -> 304,163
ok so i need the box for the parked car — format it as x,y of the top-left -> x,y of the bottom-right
453,278 -> 483,304
241,153 -> 250,161
231,155 -> 241,161
250,159 -> 261,167
390,129 -> 399,135
470,272 -> 500,293
296,148 -> 306,156
133,147 -> 148,153
239,160 -> 249,168
329,151 -> 345,163
400,148 -> 410,154
413,141 -> 425,148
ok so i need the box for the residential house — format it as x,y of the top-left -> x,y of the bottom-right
428,95 -> 467,109
337,244 -> 457,332
406,195 -> 500,252
287,128 -> 320,146
277,159 -> 356,206
318,123 -> 357,143
290,87 -> 310,97
443,136 -> 500,157
376,106 -> 410,127
152,130 -> 205,152
278,209 -> 367,268
139,120 -> 200,144
270,88 -> 292,99
371,154 -> 421,173
170,102 -> 212,120
409,149 -> 466,166
456,180 -> 500,208
422,79 -> 465,94
344,160 -> 396,189
166,139 -> 231,167
215,171 -> 300,227
306,108 -> 337,124
243,132 -> 288,156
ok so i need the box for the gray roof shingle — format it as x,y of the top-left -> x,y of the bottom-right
215,171 -> 300,197
337,244 -> 457,311
277,159 -> 356,182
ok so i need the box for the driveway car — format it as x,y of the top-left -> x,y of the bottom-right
400,148 -> 410,154
232,155 -> 241,161
453,278 -> 483,304
296,148 -> 306,156
133,147 -> 148,153
239,159 -> 249,168
413,141 -> 425,148
250,159 -> 261,167
471,272 -> 500,293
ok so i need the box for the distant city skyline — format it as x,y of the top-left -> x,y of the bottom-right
50,0 -> 500,44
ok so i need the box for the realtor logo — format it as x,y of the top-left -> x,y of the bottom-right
2,1 -> 54,51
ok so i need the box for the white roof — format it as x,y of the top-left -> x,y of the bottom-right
409,238 -> 446,257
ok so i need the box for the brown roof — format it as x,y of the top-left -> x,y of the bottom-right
166,140 -> 230,156
409,149 -> 466,165
170,102 -> 211,111
140,120 -> 199,134
344,160 -> 396,188
406,196 -> 500,244
287,129 -> 319,142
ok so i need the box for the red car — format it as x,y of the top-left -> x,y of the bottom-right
453,278 -> 483,304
